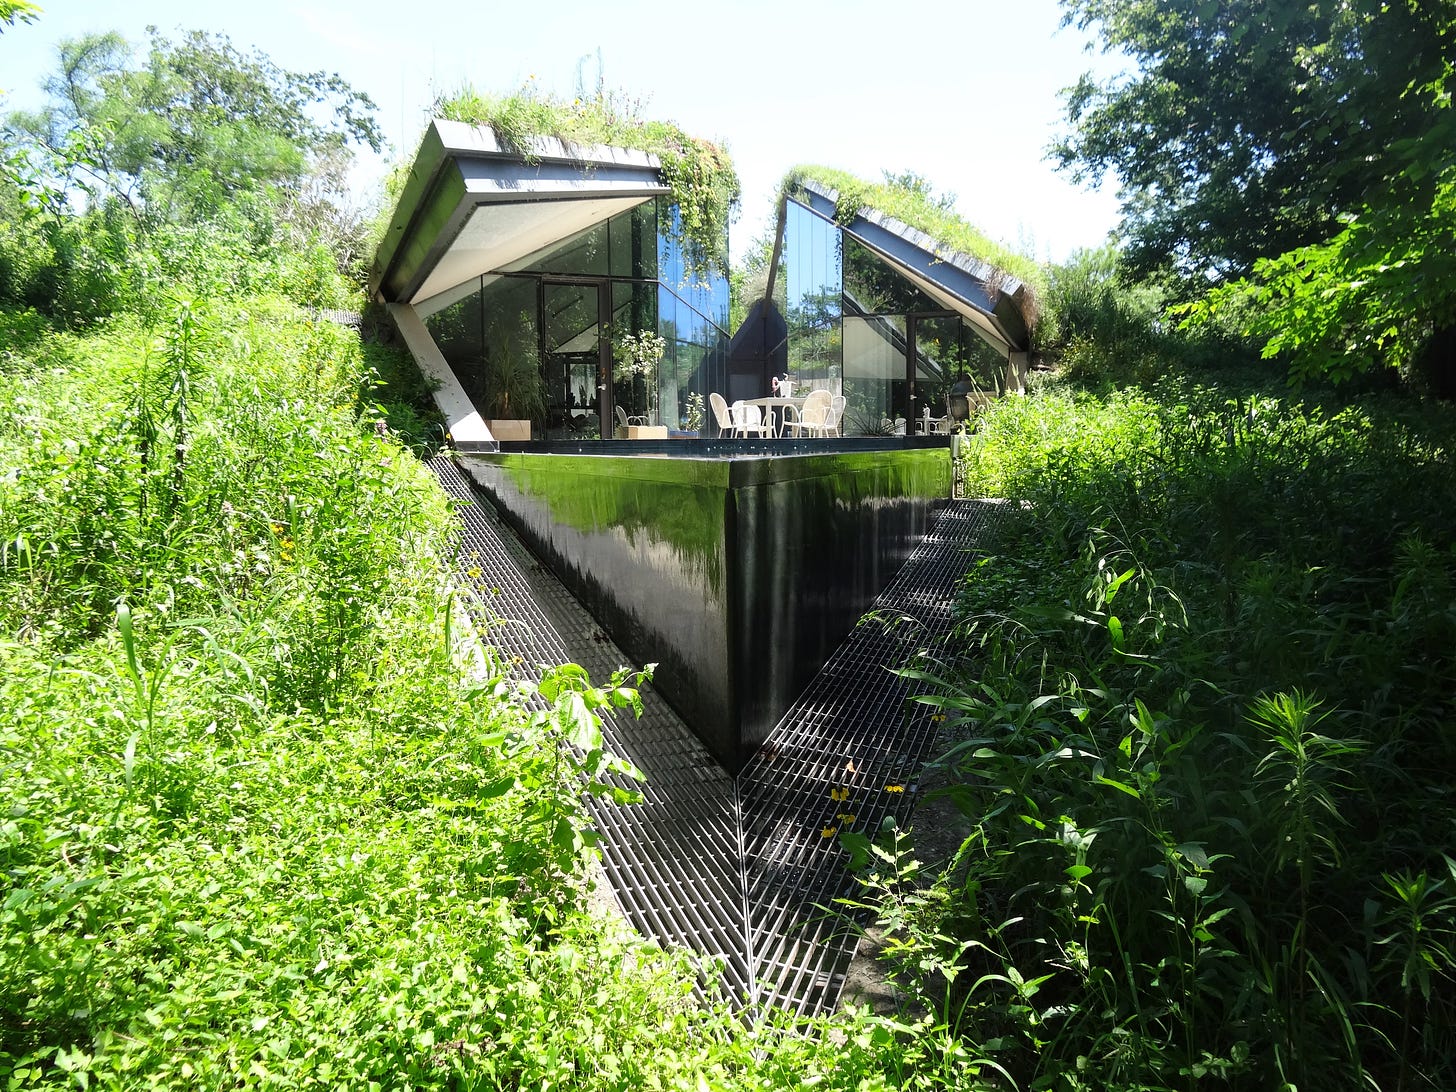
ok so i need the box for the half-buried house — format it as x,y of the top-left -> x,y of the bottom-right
370,112 -> 1038,770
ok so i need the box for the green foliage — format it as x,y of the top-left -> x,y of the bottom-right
482,341 -> 547,422
1055,0 -> 1447,284
780,165 -> 1047,331
0,27 -> 380,326
7,28 -> 380,227
0,0 -> 40,34
1046,246 -> 1258,385
435,83 -> 738,279
883,377 -> 1456,1089
1178,65 -> 1456,387
0,290 -> 1014,1089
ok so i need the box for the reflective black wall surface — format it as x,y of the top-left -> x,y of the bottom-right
458,444 -> 951,771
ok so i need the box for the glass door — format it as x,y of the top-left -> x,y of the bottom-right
910,315 -> 965,432
542,282 -> 605,440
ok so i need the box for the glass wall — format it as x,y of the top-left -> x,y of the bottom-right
776,198 -> 1012,434
784,200 -> 842,392
657,202 -> 729,433
423,198 -> 729,438
842,315 -> 904,433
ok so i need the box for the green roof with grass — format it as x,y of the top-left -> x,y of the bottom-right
434,85 -> 740,276
781,165 -> 1047,328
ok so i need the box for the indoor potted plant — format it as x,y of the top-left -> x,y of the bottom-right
483,315 -> 547,439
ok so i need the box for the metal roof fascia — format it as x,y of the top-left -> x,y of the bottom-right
372,119 -> 670,304
792,182 -> 1030,352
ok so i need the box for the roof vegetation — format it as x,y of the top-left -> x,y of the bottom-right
435,84 -> 740,278
781,165 -> 1047,328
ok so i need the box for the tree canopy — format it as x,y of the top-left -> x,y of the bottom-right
1058,0 -> 1456,388
1055,0 -> 1450,283
7,27 -> 382,226
0,27 -> 383,325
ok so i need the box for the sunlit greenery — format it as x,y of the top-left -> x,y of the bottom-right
6,6 -> 1456,1088
877,372 -> 1456,1090
1056,0 -> 1456,391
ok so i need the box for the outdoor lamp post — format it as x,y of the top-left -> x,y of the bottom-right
947,378 -> 976,425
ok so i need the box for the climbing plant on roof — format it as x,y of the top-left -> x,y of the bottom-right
435,83 -> 739,280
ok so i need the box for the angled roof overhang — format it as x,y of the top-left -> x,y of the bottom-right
793,180 -> 1030,354
370,119 -> 671,308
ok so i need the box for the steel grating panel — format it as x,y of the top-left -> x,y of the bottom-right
429,456 -> 755,1002
427,454 -> 1003,1018
737,500 -> 1003,1014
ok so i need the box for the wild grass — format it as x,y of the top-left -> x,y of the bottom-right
871,373 -> 1456,1090
0,297 -> 1005,1090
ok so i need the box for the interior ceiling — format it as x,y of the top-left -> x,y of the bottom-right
409,195 -> 650,306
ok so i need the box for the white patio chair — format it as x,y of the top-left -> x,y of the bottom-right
729,400 -> 774,438
709,392 -> 734,437
827,394 -> 846,437
785,389 -> 834,437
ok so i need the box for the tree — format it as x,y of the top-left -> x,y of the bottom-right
1054,0 -> 1450,284
6,27 -> 382,228
1059,0 -> 1456,390
1184,46 -> 1456,391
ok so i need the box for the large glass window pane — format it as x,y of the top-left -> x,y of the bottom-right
609,201 -> 659,279
480,273 -> 544,428
963,318 -> 1011,394
908,316 -> 1011,430
610,280 -> 659,430
525,220 -> 611,277
658,199 -> 729,332
657,284 -> 724,434
424,277 -> 484,381
843,234 -> 942,315
784,201 -> 842,394
543,283 -> 600,439
843,315 -> 906,435
912,315 -> 963,430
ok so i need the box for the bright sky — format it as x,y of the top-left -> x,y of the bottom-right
1,0 -> 1127,266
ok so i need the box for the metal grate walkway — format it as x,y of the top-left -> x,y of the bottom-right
428,455 -> 1002,1016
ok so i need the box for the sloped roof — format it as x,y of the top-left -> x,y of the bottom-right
789,179 -> 1031,353
370,119 -> 670,309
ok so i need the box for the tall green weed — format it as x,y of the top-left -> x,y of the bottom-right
878,378 -> 1456,1090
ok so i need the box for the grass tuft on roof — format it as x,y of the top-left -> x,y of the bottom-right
435,83 -> 739,278
781,165 -> 1047,329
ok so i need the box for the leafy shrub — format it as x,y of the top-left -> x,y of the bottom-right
886,378 -> 1456,1090
1045,248 -> 1260,386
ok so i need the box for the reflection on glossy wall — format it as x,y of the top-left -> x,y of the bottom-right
784,200 -> 843,391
